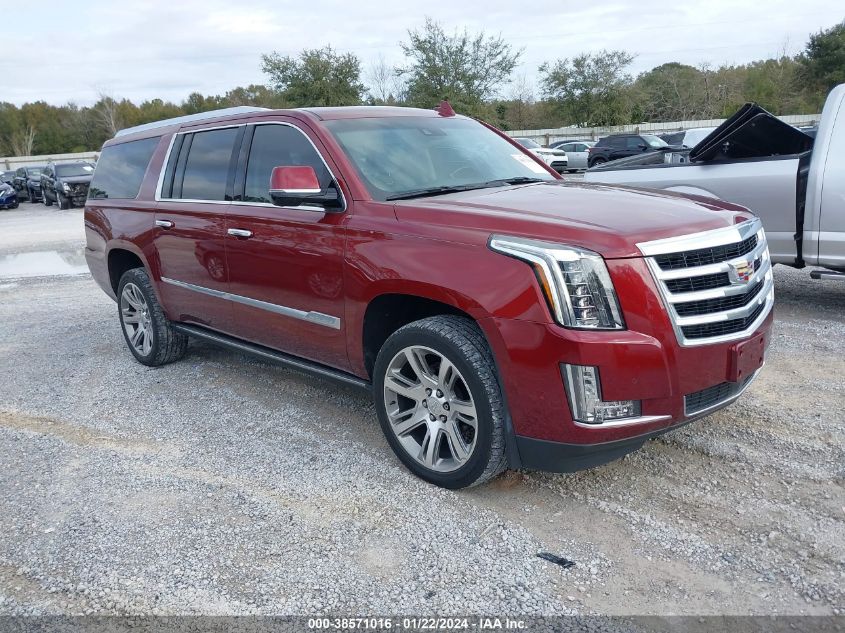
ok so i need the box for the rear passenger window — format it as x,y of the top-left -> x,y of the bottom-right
180,127 -> 239,201
608,137 -> 625,148
244,124 -> 331,204
89,137 -> 160,199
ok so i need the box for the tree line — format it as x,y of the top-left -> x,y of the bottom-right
2,18 -> 843,156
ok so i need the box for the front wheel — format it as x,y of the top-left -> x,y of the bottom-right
57,191 -> 70,210
373,315 -> 508,489
117,268 -> 188,366
42,189 -> 53,206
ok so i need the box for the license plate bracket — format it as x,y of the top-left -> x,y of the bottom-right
728,333 -> 766,382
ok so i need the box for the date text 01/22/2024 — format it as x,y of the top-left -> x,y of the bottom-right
307,617 -> 527,630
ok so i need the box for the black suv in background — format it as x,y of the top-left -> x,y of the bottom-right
587,134 -> 671,167
12,166 -> 45,202
41,162 -> 95,209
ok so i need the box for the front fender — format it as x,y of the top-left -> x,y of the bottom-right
344,229 -> 551,375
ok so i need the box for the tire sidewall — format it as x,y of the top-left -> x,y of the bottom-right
117,269 -> 163,366
373,325 -> 497,489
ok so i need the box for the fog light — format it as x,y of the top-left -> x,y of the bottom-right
561,364 -> 641,424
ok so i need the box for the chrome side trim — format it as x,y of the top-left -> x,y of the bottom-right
574,414 -> 672,430
161,277 -> 341,330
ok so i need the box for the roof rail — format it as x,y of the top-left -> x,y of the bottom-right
114,106 -> 270,138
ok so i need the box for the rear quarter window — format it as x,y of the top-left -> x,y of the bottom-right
89,137 -> 160,200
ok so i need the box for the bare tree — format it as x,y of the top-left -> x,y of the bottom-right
94,93 -> 123,136
10,125 -> 36,156
367,54 -> 403,104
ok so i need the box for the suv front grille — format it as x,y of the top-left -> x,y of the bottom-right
638,219 -> 774,346
685,373 -> 756,416
655,235 -> 758,270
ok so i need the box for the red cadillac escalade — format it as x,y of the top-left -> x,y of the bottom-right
84,104 -> 773,489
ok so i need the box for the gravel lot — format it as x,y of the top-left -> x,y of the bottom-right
0,201 -> 843,617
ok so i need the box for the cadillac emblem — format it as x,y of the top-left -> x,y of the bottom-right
730,260 -> 754,284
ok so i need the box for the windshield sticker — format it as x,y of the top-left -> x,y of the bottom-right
83,165 -> 94,172
512,154 -> 547,174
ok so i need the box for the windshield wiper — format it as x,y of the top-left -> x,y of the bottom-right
385,177 -> 545,201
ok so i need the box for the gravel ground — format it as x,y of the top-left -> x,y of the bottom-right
0,202 -> 843,617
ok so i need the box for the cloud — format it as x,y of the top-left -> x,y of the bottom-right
2,0 -> 842,106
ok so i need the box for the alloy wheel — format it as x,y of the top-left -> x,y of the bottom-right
120,282 -> 153,356
382,345 -> 479,473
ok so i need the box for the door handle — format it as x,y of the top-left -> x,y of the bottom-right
155,219 -> 174,229
228,228 -> 253,238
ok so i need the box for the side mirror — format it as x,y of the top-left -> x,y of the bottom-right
638,143 -> 648,150
268,165 -> 343,212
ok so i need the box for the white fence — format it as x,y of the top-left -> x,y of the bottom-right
1,151 -> 99,170
505,113 -> 822,145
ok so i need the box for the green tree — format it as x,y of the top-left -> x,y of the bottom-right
261,46 -> 365,107
539,50 -> 635,126
800,20 -> 845,105
398,18 -> 521,115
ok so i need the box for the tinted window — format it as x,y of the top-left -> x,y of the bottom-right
89,137 -> 159,199
180,127 -> 239,201
56,163 -> 94,178
606,137 -> 625,148
244,124 -> 331,204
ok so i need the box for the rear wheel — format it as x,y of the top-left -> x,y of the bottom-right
373,315 -> 508,489
117,268 -> 188,366
590,157 -> 607,167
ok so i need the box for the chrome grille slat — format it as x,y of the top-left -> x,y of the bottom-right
638,218 -> 774,347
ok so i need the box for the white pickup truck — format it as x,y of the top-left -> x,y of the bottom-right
586,84 -> 845,280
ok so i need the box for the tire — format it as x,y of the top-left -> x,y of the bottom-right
589,157 -> 607,168
57,191 -> 70,210
117,267 -> 188,367
43,189 -> 53,206
373,315 -> 508,489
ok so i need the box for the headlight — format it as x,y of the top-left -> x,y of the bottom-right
489,235 -> 625,330
62,182 -> 71,192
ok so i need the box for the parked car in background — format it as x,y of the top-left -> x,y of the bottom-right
585,85 -> 845,279
587,134 -> 671,167
12,166 -> 44,202
41,161 -> 95,209
0,181 -> 18,209
552,140 -> 596,171
85,104 -> 771,489
512,137 -> 569,173
659,127 -> 717,149
1,170 -> 15,185
548,139 -> 593,150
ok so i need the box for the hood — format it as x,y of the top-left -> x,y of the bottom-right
58,175 -> 93,185
392,181 -> 753,259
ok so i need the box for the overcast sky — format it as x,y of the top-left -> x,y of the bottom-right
3,1 -> 842,106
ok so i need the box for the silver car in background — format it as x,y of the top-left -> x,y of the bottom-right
551,140 -> 596,171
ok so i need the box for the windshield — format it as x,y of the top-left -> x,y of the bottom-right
27,168 -> 42,177
56,163 -> 95,178
642,135 -> 669,148
324,117 -> 554,201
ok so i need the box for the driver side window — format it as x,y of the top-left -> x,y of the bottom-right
244,124 -> 331,204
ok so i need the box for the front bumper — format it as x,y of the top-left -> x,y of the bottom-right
480,255 -> 773,468
514,366 -> 763,472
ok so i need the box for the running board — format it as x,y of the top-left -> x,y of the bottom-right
172,323 -> 371,391
810,269 -> 845,281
